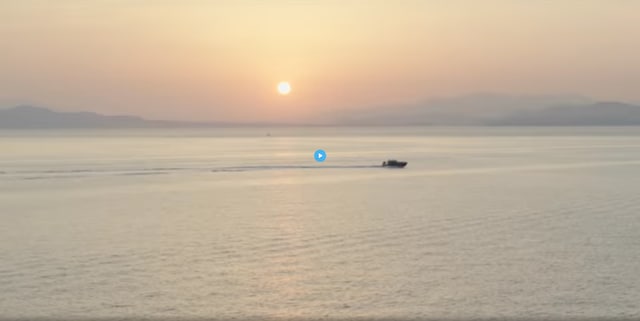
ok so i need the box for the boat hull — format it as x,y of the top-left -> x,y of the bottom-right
382,162 -> 407,168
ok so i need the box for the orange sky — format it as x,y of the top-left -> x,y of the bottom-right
1,0 -> 639,122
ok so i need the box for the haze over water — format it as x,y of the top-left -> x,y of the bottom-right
3,1 -> 640,122
2,127 -> 640,319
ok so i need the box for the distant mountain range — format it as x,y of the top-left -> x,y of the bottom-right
3,95 -> 640,128
329,94 -> 640,126
492,102 -> 640,126
0,105 -> 219,129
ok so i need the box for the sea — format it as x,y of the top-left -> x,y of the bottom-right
1,127 -> 640,320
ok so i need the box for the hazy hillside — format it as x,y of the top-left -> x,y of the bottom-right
329,94 -> 640,126
0,106 -> 212,129
493,102 -> 640,126
331,94 -> 593,126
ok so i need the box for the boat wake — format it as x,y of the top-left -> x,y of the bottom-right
4,164 -> 383,180
210,164 -> 381,172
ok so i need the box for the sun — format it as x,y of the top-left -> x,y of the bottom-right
277,81 -> 291,95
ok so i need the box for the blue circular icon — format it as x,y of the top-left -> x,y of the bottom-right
314,149 -> 326,162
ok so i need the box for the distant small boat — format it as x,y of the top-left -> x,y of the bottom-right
382,160 -> 407,168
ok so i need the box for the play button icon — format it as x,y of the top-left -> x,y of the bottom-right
314,149 -> 326,162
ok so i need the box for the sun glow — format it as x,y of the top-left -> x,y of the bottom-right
277,82 -> 291,95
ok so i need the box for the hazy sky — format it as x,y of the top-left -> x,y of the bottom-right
1,0 -> 639,122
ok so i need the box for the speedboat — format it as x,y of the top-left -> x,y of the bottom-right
382,160 -> 407,168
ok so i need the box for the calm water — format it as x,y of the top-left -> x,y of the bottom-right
1,127 -> 640,319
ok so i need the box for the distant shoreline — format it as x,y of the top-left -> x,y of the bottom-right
5,100 -> 640,128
